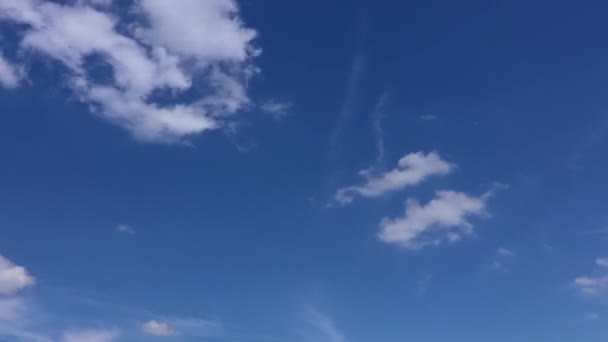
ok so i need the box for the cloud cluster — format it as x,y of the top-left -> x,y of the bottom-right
0,0 -> 260,143
335,152 -> 453,204
379,190 -> 488,249
333,149 -> 499,250
575,258 -> 608,296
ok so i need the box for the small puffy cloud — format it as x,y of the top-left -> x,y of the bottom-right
0,53 -> 22,88
0,255 -> 35,295
586,313 -> 599,321
62,329 -> 119,342
497,247 -> 515,257
0,0 -> 262,144
260,99 -> 291,120
335,152 -> 453,205
141,320 -> 176,336
379,190 -> 488,249
115,223 -> 135,235
596,258 -> 608,268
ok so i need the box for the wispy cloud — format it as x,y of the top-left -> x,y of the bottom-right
328,47 -> 366,160
492,247 -> 516,271
306,307 -> 345,342
115,224 -> 135,236
497,247 -> 515,257
596,258 -> 608,268
0,52 -> 22,88
334,152 -> 453,205
574,258 -> 608,296
574,276 -> 608,296
379,190 -> 490,249
586,313 -> 600,321
419,114 -> 438,121
260,99 -> 292,120
62,329 -> 120,342
371,93 -> 389,166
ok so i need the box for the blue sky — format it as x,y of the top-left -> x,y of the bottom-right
0,0 -> 608,341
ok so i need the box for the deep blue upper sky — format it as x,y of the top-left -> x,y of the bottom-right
0,0 -> 607,341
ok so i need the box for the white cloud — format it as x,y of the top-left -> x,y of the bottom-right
586,313 -> 599,321
260,99 -> 291,120
0,0 -> 261,143
62,329 -> 119,342
0,255 -> 35,295
371,93 -> 389,165
0,53 -> 22,88
497,247 -> 515,257
115,224 -> 135,235
307,307 -> 345,342
574,276 -> 608,296
379,190 -> 488,249
596,258 -> 608,268
335,152 -> 453,204
137,0 -> 258,62
141,320 -> 176,336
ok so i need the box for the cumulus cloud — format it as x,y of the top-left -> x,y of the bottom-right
0,53 -> 22,88
0,255 -> 35,295
379,190 -> 489,249
0,0 -> 261,143
335,152 -> 453,205
141,320 -> 176,336
62,329 -> 119,342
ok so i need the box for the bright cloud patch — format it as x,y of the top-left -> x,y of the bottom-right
62,329 -> 119,342
335,152 -> 453,204
574,276 -> 608,296
596,258 -> 608,268
0,255 -> 35,295
0,0 -> 260,143
0,53 -> 22,88
379,191 -> 488,249
260,99 -> 292,120
141,320 -> 176,336
497,247 -> 515,257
